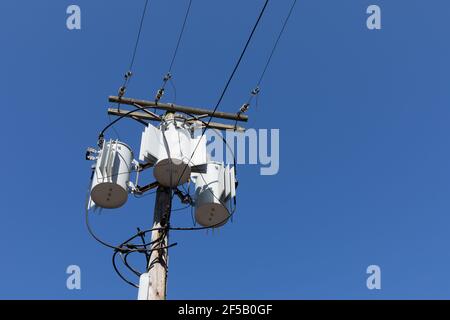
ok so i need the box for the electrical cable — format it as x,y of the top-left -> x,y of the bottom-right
112,250 -> 139,288
167,0 -> 193,75
85,189 -> 166,252
243,0 -> 298,113
108,114 -> 121,140
155,0 -> 193,103
255,0 -> 297,89
121,251 -> 142,277
173,0 -> 269,188
110,0 -> 150,135
129,0 -> 150,72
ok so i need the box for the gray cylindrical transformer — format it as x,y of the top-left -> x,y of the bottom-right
153,121 -> 192,187
193,162 -> 234,228
91,140 -> 133,209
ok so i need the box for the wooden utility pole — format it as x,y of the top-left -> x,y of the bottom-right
138,186 -> 172,300
138,112 -> 175,300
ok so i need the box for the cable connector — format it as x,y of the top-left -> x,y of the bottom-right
163,73 -> 172,82
85,147 -> 99,161
127,181 -> 137,193
251,86 -> 260,96
174,188 -> 193,205
97,134 -> 105,148
131,159 -> 140,171
124,71 -> 133,80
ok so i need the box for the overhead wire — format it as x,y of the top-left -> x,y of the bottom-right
129,0 -> 151,73
89,0 -> 300,287
108,0 -> 151,138
167,0 -> 193,75
174,0 -> 270,188
243,0 -> 298,116
255,0 -> 297,89
155,0 -> 193,103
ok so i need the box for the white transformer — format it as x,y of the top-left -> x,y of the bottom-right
90,140 -> 134,209
139,118 -> 206,187
192,162 -> 236,228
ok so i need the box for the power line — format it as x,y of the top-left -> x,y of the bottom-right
237,0 -> 297,127
167,0 -> 193,74
255,0 -> 297,89
112,0 -> 151,130
206,0 -> 269,130
129,0 -> 151,72
175,0 -> 270,186
156,0 -> 194,103
119,0 -> 151,94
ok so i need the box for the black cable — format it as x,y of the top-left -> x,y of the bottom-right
112,251 -> 139,288
205,0 -> 269,130
167,0 -> 193,74
255,0 -> 297,89
108,0 -> 151,136
174,0 -> 270,188
129,0 -> 151,72
121,251 -> 142,277
244,0 -> 297,112
99,105 -> 151,138
137,227 -> 151,265
171,204 -> 191,212
85,191 -> 166,252
133,189 -> 157,198
108,114 -> 121,140
155,0 -> 193,103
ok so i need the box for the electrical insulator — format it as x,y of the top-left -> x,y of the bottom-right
240,103 -> 250,113
118,86 -> 126,98
163,73 -> 172,82
251,87 -> 260,96
86,147 -> 98,161
155,88 -> 164,101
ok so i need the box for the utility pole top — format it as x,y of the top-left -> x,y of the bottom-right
109,96 -> 249,122
87,93 -> 246,300
107,108 -> 246,132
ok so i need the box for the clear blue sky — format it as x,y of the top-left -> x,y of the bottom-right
1,0 -> 450,299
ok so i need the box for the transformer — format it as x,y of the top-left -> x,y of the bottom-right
90,140 -> 134,209
192,161 -> 236,228
139,118 -> 206,187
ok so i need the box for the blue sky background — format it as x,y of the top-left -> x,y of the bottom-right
1,0 -> 450,299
